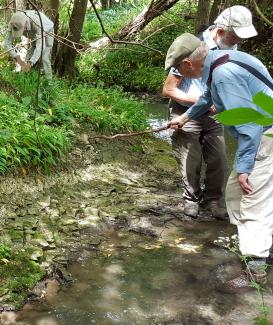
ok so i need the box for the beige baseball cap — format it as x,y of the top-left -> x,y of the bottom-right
9,12 -> 28,38
165,33 -> 201,71
214,5 -> 257,39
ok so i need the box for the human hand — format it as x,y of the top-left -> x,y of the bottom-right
21,62 -> 31,72
15,55 -> 25,66
167,113 -> 189,129
237,173 -> 252,194
209,105 -> 217,114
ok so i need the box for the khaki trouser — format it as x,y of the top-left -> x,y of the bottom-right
170,102 -> 228,203
27,28 -> 53,79
226,127 -> 273,258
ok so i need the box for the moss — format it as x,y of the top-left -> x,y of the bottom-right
0,245 -> 45,309
7,229 -> 24,242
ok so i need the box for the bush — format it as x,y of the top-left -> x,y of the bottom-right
64,85 -> 148,132
0,62 -> 149,173
78,1 -> 196,92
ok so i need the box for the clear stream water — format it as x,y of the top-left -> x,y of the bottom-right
14,103 -> 273,325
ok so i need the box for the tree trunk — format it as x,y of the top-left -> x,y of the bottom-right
54,0 -> 88,77
48,0 -> 60,65
115,0 -> 180,40
209,0 -> 228,23
101,0 -> 108,9
15,0 -> 26,10
26,0 -> 44,10
195,0 -> 210,34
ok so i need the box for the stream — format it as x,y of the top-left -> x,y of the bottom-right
2,102 -> 273,325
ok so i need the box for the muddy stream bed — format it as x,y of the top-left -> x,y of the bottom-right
1,103 -> 273,325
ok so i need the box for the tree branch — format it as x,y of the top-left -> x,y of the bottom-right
251,0 -> 273,28
88,0 -> 163,55
89,125 -> 169,140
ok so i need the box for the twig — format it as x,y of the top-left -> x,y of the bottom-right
141,23 -> 175,43
27,0 -> 44,148
88,0 -> 163,55
89,125 -> 169,140
0,0 -> 14,10
251,0 -> 273,29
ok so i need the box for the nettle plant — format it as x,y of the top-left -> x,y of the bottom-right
217,92 -> 273,136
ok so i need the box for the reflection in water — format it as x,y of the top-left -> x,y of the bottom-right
146,102 -> 171,143
15,103 -> 272,325
17,224 -> 273,325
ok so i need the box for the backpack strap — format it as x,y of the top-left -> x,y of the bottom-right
209,55 -> 273,91
229,59 -> 273,91
208,54 -> 230,83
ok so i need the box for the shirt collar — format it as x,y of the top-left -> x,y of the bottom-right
202,26 -> 218,50
201,50 -> 214,84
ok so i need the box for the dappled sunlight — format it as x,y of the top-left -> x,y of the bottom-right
17,224 -> 273,324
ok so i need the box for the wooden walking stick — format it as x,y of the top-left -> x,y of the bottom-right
89,125 -> 170,140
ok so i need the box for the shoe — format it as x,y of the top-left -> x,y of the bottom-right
222,270 -> 267,294
199,200 -> 228,220
183,201 -> 199,218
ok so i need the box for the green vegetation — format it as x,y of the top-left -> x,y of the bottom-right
0,61 -> 148,173
78,1 -> 195,91
217,92 -> 273,134
0,244 -> 45,308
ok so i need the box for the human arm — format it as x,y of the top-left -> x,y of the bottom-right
214,81 -> 263,193
27,13 -> 46,66
162,74 -> 199,106
4,31 -> 17,59
167,87 -> 213,128
28,31 -> 44,66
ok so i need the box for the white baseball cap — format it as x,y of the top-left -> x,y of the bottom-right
214,5 -> 257,39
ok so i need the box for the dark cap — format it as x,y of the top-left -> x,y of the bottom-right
165,33 -> 201,71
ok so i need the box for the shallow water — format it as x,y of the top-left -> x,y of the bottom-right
17,224 -> 238,325
17,222 -> 273,325
12,103 -> 273,325
146,102 -> 171,143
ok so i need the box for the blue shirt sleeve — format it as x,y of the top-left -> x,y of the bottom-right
214,81 -> 263,174
186,88 -> 213,118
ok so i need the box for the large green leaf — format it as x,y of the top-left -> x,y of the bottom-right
265,134 -> 273,138
254,117 -> 273,126
253,92 -> 273,115
216,108 -> 264,125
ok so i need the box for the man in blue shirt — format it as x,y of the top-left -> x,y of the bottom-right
165,33 -> 273,291
162,6 -> 257,220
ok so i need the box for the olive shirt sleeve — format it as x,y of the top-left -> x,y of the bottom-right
28,15 -> 44,66
4,30 -> 17,59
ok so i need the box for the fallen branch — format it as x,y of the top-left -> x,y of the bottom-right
89,125 -> 169,140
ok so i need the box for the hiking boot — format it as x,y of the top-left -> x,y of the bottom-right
183,201 -> 199,219
199,200 -> 228,220
222,269 -> 267,294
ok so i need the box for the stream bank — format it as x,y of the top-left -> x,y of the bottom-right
0,127 -> 273,324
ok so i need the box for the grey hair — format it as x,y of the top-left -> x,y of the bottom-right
215,23 -> 233,32
188,41 -> 209,61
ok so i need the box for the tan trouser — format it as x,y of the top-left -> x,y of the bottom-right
27,29 -> 53,79
170,103 -> 228,203
226,127 -> 273,258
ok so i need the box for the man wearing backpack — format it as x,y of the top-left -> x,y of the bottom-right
162,6 -> 257,220
165,32 -> 273,291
